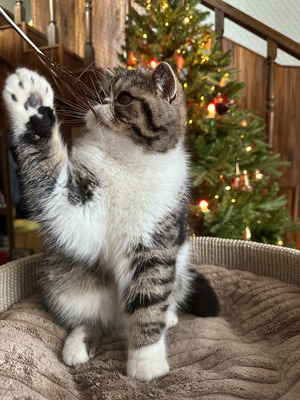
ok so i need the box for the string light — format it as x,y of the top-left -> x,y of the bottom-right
246,145 -> 252,152
225,185 -> 231,191
215,195 -> 219,199
184,17 -> 190,24
143,33 -> 147,39
149,58 -> 158,69
207,102 -> 216,118
198,199 -> 210,213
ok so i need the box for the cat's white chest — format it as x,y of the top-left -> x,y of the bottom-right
45,138 -> 187,264
104,156 -> 178,242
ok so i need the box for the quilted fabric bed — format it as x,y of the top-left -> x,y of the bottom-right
1,257 -> 300,399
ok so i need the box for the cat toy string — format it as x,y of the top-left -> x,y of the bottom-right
0,6 -> 98,116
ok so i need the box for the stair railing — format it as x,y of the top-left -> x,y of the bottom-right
48,0 -> 58,45
201,0 -> 300,148
14,1 -> 25,24
84,0 -> 95,66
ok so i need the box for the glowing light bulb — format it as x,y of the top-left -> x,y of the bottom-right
149,58 -> 158,69
207,102 -> 216,118
198,199 -> 210,213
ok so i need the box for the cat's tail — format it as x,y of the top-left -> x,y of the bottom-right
180,269 -> 220,317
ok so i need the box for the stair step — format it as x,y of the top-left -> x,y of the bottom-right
25,44 -> 85,70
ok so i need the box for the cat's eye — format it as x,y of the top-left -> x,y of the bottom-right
118,92 -> 134,105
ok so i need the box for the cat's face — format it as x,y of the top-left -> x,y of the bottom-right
86,63 -> 187,154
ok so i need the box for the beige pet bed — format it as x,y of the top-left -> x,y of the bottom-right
0,236 -> 300,399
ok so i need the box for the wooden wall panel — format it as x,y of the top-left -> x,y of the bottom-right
223,37 -> 300,247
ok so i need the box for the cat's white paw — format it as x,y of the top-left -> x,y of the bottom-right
127,337 -> 169,382
166,310 -> 178,328
62,326 -> 100,366
3,68 -> 54,133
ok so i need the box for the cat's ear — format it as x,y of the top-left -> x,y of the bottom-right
153,62 -> 177,103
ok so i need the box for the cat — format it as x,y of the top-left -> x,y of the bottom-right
3,62 -> 219,382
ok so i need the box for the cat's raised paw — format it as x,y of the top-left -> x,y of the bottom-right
3,68 -> 54,134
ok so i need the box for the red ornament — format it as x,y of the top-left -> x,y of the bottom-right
213,93 -> 229,115
213,93 -> 229,104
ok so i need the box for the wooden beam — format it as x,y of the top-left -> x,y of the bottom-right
215,9 -> 224,50
266,39 -> 277,148
14,1 -> 26,24
47,0 -> 58,45
84,0 -> 95,66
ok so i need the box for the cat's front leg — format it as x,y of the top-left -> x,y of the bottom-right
124,251 -> 176,381
3,68 -> 68,214
62,326 -> 101,366
127,334 -> 169,382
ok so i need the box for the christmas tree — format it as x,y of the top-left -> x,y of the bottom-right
119,0 -> 299,246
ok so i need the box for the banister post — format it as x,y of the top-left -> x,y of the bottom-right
266,39 -> 277,148
215,8 -> 224,51
84,0 -> 95,66
14,0 -> 26,24
48,0 -> 58,45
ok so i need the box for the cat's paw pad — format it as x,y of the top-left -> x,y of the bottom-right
3,68 -> 54,132
62,327 -> 99,366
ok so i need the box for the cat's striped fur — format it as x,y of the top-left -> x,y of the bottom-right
3,63 -> 219,382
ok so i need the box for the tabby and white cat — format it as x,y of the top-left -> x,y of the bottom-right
3,63 -> 219,382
